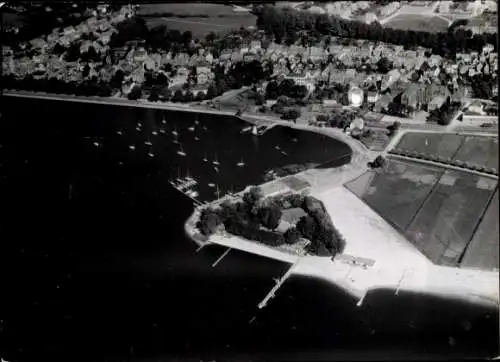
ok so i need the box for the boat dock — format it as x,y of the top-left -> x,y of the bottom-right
257,258 -> 300,309
169,179 -> 202,206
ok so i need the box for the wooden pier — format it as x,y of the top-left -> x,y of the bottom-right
212,247 -> 231,267
257,259 -> 299,309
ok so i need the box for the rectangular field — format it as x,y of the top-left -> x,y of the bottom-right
384,14 -> 450,32
139,3 -> 256,39
453,136 -> 498,170
395,132 -> 464,159
405,171 -> 497,266
460,189 -> 499,271
345,159 -> 443,231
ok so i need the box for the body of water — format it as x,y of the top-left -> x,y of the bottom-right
0,97 -> 497,361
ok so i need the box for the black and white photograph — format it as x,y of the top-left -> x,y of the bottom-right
0,1 -> 499,360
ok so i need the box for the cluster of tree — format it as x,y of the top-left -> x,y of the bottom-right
225,60 -> 269,88
254,5 -> 497,58
369,155 -> 386,169
469,74 -> 495,100
2,74 -> 113,97
427,98 -> 461,126
266,79 -> 308,100
2,3 -> 92,48
108,16 -> 150,48
315,110 -> 356,129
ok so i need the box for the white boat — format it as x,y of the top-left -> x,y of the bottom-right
214,166 -> 219,173
251,125 -> 258,136
162,117 -> 166,124
116,130 -> 123,135
148,152 -> 155,158
152,131 -> 158,136
188,126 -> 195,132
212,154 -> 220,166
292,138 -> 298,142
208,183 -> 215,188
202,153 -> 208,162
240,126 -> 252,134
236,158 -> 245,167
135,126 -> 141,131
145,141 -> 152,146
186,190 -> 199,198
159,129 -> 166,134
202,126 -> 208,131
275,145 -> 281,150
172,127 -> 178,136
129,145 -> 136,150
177,144 -> 186,157
281,150 -> 288,156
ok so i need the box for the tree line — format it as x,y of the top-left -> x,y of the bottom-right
254,5 -> 497,58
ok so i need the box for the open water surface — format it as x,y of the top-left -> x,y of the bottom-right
0,97 -> 497,361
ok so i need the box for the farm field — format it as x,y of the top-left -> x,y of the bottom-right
345,158 -> 498,270
461,189 -> 499,271
453,136 -> 498,170
384,14 -> 450,32
405,171 -> 497,267
345,159 -> 443,231
394,132 -> 464,159
138,3 -> 256,39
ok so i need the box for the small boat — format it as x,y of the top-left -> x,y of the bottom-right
116,130 -> 123,135
202,126 -> 208,131
251,125 -> 258,136
159,129 -> 166,134
152,131 -> 158,136
194,136 -> 200,141
135,126 -> 141,131
275,145 -> 281,150
188,126 -> 195,132
129,145 -> 136,150
212,154 -> 220,166
145,141 -> 152,146
240,126 -> 252,134
172,127 -> 178,136
186,190 -> 199,198
202,153 -> 208,162
162,117 -> 166,124
236,158 -> 245,167
208,183 -> 215,188
148,152 -> 155,158
292,138 -> 298,142
177,144 -> 186,157
214,166 -> 219,173
280,150 -> 288,156
93,142 -> 100,147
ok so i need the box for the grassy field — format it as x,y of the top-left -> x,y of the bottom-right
461,189 -> 499,271
345,159 -> 443,231
360,129 -> 391,152
139,3 -> 256,39
453,136 -> 498,170
395,132 -> 464,159
405,171 -> 497,267
385,14 -> 450,32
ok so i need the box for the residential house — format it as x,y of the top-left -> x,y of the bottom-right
240,43 -> 250,54
205,52 -> 214,63
196,66 -> 212,85
367,91 -> 379,104
381,69 -> 401,91
231,52 -> 243,63
250,40 -> 261,51
80,40 -> 94,54
308,46 -> 326,62
133,47 -> 147,63
190,85 -> 209,98
62,26 -> 76,36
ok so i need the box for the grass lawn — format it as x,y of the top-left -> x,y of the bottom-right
461,189 -> 499,271
139,4 -> 256,39
360,129 -> 391,152
345,159 -> 443,231
453,136 -> 498,170
385,14 -> 450,32
395,132 -> 464,159
405,171 -> 497,267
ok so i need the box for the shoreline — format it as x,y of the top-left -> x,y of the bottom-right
7,90 -> 498,309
